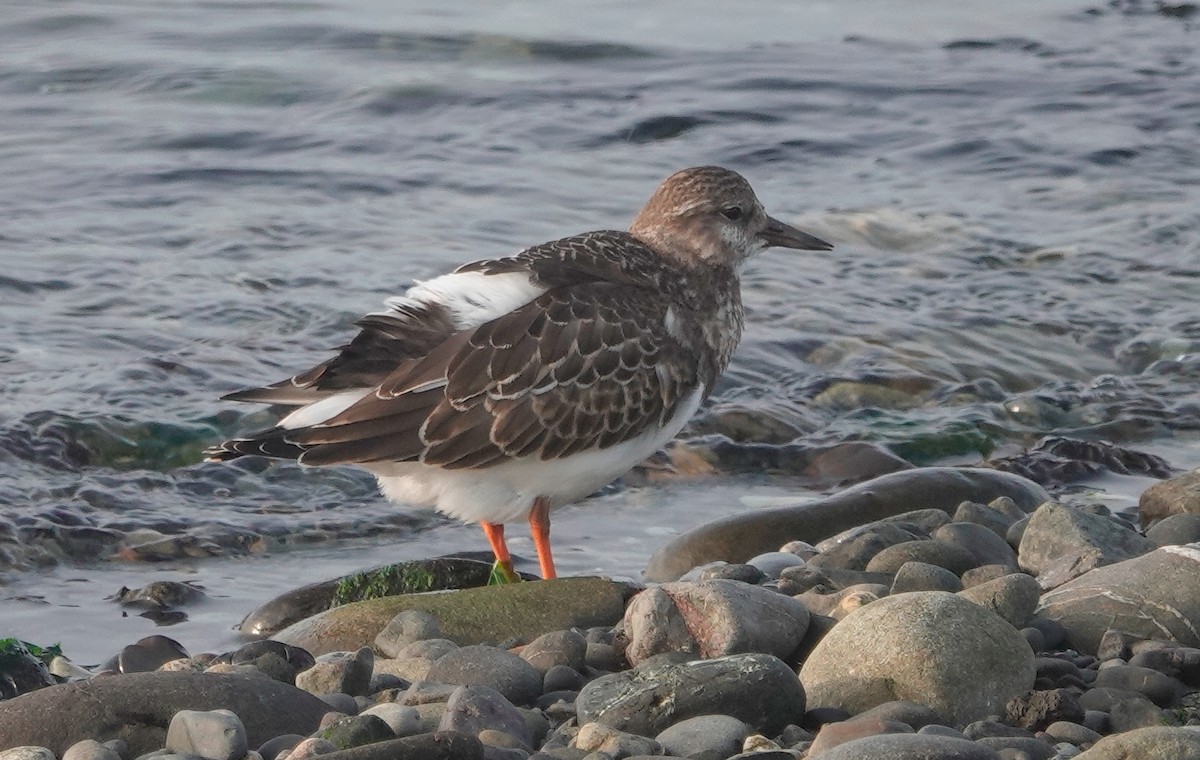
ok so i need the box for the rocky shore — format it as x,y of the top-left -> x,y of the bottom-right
4,466 -> 1200,759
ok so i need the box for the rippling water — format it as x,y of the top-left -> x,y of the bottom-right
3,0 -> 1200,657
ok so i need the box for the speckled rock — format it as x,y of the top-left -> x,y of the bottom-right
799,592 -> 1035,726
375,611 -> 442,658
1075,726 -> 1200,759
296,649 -> 374,698
1037,545 -> 1200,654
813,733 -> 1001,759
1018,502 -> 1155,582
1139,471 -> 1200,526
0,750 -> 55,760
890,562 -> 963,594
957,572 -> 1040,629
621,579 -> 810,665
573,723 -> 662,757
577,653 -> 804,737
426,646 -> 542,706
274,577 -> 635,656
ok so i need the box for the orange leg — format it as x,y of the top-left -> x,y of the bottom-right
529,496 -> 557,580
481,521 -> 518,582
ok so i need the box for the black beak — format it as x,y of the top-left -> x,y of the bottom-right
760,215 -> 833,251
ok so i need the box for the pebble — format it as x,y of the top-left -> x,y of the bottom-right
1018,502 -> 1155,583
813,733 -> 1002,759
1091,664 -> 1179,706
654,714 -> 751,759
953,500 -> 1018,538
621,579 -> 810,665
577,653 -> 805,738
427,645 -> 544,706
935,522 -> 1020,570
800,591 -> 1035,726
280,738 -> 336,760
957,572 -> 1040,629
397,638 -> 459,660
438,685 -> 533,749
890,561 -> 963,594
0,750 -> 56,760
864,539 -> 979,575
520,630 -> 587,675
315,714 -> 393,750
807,716 -> 913,755
296,648 -> 374,698
165,709 -> 248,760
62,740 -> 122,760
360,704 -> 421,738
374,610 -> 442,658
745,551 -> 806,578
574,723 -> 662,757
1076,726 -> 1200,758
696,562 -> 768,584
255,735 -> 303,760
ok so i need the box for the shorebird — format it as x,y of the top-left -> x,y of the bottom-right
206,166 -> 831,580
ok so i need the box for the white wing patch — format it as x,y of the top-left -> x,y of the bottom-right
385,271 -> 546,331
279,389 -> 372,430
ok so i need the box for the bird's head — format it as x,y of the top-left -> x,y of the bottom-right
629,165 -> 832,268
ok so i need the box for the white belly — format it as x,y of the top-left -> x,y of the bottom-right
366,387 -> 703,524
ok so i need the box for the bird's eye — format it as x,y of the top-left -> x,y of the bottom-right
721,206 -> 744,221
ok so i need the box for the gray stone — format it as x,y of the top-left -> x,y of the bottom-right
1075,726 -> 1200,759
360,704 -> 421,738
953,501 -> 1018,537
296,649 -> 374,698
646,468 -> 1048,582
1092,664 -> 1179,706
808,716 -> 913,755
654,714 -> 751,760
852,701 -> 945,730
573,723 -> 661,757
1043,721 -> 1102,747
974,736 -> 1055,759
520,630 -> 587,675
812,523 -> 926,571
1037,545 -> 1200,654
256,735 -> 304,760
695,562 -> 768,584
813,733 -> 1001,759
542,665 -> 583,693
427,646 -> 542,706
890,562 -> 963,594
1018,502 -> 1156,582
864,539 -> 978,575
934,522 -> 1019,570
62,740 -> 122,760
437,686 -> 532,749
1147,514 -> 1200,547
0,672 -> 330,757
376,611 -> 442,659
1139,470 -> 1200,526
0,750 -> 55,760
316,715 -> 394,750
961,564 -> 1015,588
745,552 -> 806,578
879,509 -> 953,533
227,640 -> 316,685
577,653 -> 804,737
281,737 -> 336,760
957,572 -> 1040,628
621,579 -> 810,665
318,693 -> 358,715
397,639 -> 459,661
165,709 -> 248,760
799,591 -> 1035,726
286,733 -> 483,760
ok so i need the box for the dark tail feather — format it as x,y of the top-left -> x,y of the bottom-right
204,427 -> 306,462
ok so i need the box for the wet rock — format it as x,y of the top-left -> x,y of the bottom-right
573,722 -> 661,757
957,572 -> 1040,628
1075,726 -> 1200,759
1147,513 -> 1200,547
1018,502 -> 1155,584
296,649 -> 374,697
273,577 -> 635,656
437,685 -> 531,748
375,611 -> 442,658
426,646 -> 542,706
799,591 -> 1035,726
114,581 -> 206,609
1004,689 -> 1085,731
745,552 -> 806,578
1036,545 -> 1200,653
646,467 -> 1048,582
864,539 -> 978,575
989,437 -> 1173,489
1139,470 -> 1200,526
813,733 -> 1001,759
519,630 -> 587,675
695,562 -> 768,584
317,715 -> 394,750
0,672 -> 330,756
654,714 -> 751,760
166,709 -> 248,760
576,653 -> 804,737
890,561 -> 963,594
621,579 -> 810,665
223,640 -> 316,685
0,640 -> 57,699
239,558 -> 520,637
105,635 -> 190,674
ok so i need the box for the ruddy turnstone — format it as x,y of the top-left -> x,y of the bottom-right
206,166 -> 831,580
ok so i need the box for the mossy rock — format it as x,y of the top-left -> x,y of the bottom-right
272,576 -> 638,656
241,557 -> 529,637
